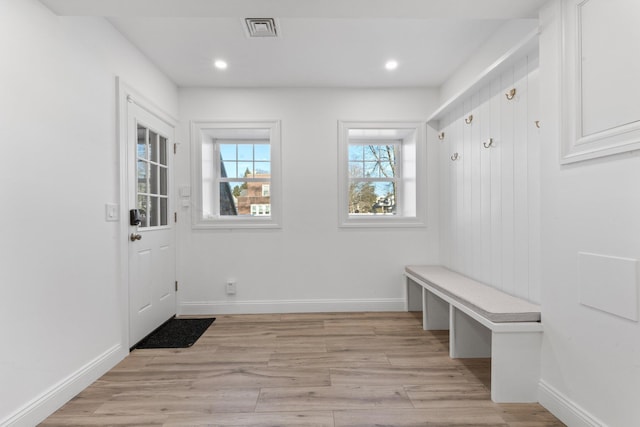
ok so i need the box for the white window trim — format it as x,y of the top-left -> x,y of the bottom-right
337,120 -> 427,228
191,120 -> 282,229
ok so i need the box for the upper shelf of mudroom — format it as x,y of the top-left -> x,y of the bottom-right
427,28 -> 539,129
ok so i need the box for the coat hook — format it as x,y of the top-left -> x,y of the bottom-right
438,132 -> 445,140
483,138 -> 494,148
465,114 -> 473,124
535,120 -> 541,128
505,88 -> 516,100
451,152 -> 460,161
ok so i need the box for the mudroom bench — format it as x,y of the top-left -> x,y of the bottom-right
404,265 -> 542,403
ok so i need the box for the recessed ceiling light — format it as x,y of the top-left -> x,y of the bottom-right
214,59 -> 228,70
385,60 -> 398,71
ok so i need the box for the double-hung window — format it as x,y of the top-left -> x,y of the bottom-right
192,121 -> 281,229
338,121 -> 426,227
348,142 -> 400,215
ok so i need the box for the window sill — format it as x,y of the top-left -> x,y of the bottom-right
338,216 -> 427,229
192,216 -> 281,230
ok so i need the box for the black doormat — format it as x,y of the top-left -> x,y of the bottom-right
133,317 -> 215,349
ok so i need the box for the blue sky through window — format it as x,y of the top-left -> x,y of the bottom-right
220,143 -> 271,178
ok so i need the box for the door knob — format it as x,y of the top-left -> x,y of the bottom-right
130,233 -> 142,242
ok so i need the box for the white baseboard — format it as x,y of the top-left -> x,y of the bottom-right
1,344 -> 126,427
179,298 -> 405,315
538,380 -> 606,427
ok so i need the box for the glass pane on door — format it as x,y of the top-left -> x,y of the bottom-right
136,122 -> 169,228
137,194 -> 148,227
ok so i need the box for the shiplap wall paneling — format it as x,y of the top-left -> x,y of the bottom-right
470,93 -> 483,281
478,83 -> 493,285
526,57 -> 541,303
440,111 -> 458,272
500,63 -> 517,297
462,98 -> 474,276
438,113 -> 453,267
489,75 -> 503,292
436,51 -> 540,303
487,78 -> 503,289
454,104 -> 465,273
513,56 -> 531,300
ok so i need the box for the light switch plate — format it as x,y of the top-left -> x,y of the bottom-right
105,203 -> 119,222
179,186 -> 191,197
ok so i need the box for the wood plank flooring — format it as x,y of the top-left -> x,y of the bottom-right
41,312 -> 564,426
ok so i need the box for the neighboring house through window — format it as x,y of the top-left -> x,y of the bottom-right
192,121 -> 281,229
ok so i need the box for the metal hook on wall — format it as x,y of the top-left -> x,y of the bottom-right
483,138 -> 494,148
535,120 -> 541,128
505,88 -> 517,100
438,132 -> 445,140
465,114 -> 473,124
451,152 -> 460,161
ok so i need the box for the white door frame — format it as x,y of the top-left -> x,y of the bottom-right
116,77 -> 178,349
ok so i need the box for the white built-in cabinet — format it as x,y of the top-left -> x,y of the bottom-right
429,31 -> 542,304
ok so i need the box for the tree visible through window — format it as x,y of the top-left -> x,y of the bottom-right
348,143 -> 398,215
338,121 -> 426,227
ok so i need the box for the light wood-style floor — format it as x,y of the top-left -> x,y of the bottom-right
42,312 -> 564,426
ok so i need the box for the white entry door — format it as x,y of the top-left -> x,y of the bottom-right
127,100 -> 176,347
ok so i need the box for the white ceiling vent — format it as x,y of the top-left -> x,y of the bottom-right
245,18 -> 278,37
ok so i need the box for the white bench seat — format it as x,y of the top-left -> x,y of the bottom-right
405,265 -> 541,323
404,265 -> 543,403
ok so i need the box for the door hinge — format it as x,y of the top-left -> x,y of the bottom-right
173,143 -> 177,154
174,212 -> 177,223
175,281 -> 178,292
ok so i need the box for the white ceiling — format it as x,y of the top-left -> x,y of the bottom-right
39,0 -> 546,88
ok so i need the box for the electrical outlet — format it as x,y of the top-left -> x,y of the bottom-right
226,281 -> 236,295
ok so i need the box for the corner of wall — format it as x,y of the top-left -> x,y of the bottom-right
538,381 -> 607,427
1,345 -> 127,427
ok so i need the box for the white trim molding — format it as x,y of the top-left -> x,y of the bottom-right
179,298 -> 405,315
190,120 -> 282,230
561,0 -> 640,164
538,380 -> 607,427
337,120 -> 427,228
0,345 -> 125,427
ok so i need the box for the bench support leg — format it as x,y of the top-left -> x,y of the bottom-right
491,330 -> 542,403
449,306 -> 491,358
405,277 -> 423,312
422,288 -> 449,330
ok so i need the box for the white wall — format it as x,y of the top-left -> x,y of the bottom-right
0,0 -> 177,425
437,51 -> 541,303
438,19 -> 538,106
176,88 -> 440,315
537,1 -> 640,426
